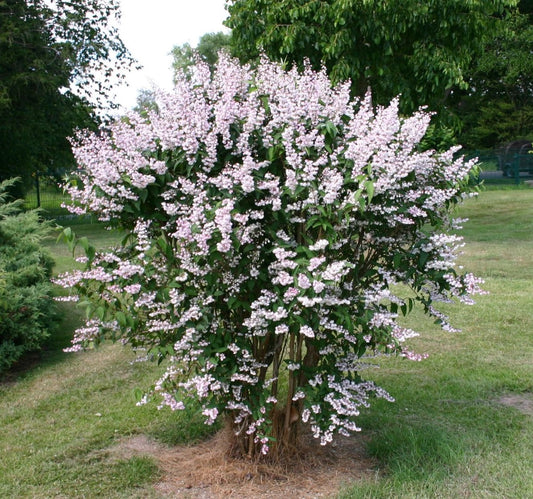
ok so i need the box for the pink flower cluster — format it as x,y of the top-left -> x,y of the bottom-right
60,54 -> 483,454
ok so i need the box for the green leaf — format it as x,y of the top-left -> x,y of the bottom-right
393,253 -> 403,269
78,237 -> 89,252
364,180 -> 375,203
116,311 -> 128,328
86,245 -> 96,262
96,306 -> 105,321
85,304 -> 94,319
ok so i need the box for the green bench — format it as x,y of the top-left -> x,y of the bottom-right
496,140 -> 533,182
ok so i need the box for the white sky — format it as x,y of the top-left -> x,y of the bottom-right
116,0 -> 229,110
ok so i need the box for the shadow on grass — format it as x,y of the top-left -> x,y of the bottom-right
148,404 -> 222,447
365,421 -> 464,480
0,302 -> 83,384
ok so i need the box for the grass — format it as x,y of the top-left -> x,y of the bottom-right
2,188 -> 533,497
44,221 -> 125,275
477,157 -> 499,172
25,183 -> 71,217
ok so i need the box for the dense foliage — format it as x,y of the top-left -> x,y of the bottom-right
58,55 -> 484,458
225,0 -> 516,115
171,31 -> 231,81
0,0 -> 133,193
454,2 -> 533,148
0,179 -> 56,373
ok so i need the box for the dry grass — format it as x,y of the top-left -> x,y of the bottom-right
498,393 -> 533,417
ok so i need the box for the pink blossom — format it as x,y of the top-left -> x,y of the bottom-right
60,53 -> 482,455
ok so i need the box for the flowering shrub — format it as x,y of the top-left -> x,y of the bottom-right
57,54 -> 484,458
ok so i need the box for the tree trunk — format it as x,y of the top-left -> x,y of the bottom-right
229,406 -> 302,461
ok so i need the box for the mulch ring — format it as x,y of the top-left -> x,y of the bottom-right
112,426 -> 377,498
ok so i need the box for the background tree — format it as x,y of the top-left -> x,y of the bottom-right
0,0 -> 134,194
171,31 -> 231,81
452,1 -> 533,148
225,0 -> 517,116
133,89 -> 158,117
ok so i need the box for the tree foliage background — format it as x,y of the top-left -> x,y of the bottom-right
226,0 -> 516,114
171,31 -> 231,81
0,0 -> 134,194
453,1 -> 533,148
225,0 -> 530,150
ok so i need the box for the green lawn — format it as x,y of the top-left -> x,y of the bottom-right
24,183 -> 71,217
2,188 -> 533,497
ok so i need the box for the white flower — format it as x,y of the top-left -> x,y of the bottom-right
298,273 -> 311,289
202,407 -> 219,425
275,324 -> 289,335
309,239 -> 329,251
300,325 -> 315,338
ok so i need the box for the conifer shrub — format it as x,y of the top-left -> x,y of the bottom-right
0,179 -> 56,373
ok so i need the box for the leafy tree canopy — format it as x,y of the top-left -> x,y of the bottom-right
225,0 -> 517,115
133,89 -> 158,117
171,31 -> 231,81
453,1 -> 533,148
0,0 -> 134,192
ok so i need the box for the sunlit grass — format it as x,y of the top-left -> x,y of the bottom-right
24,184 -> 71,217
42,222 -> 123,275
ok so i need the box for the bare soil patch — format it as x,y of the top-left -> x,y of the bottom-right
499,393 -> 533,416
111,428 -> 377,498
